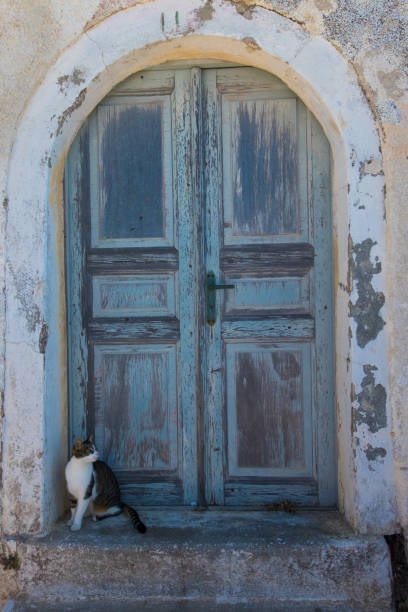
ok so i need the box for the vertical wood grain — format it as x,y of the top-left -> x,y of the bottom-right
309,110 -> 336,506
174,69 -> 200,504
202,69 -> 225,504
230,98 -> 299,236
90,95 -> 174,249
99,101 -> 164,240
65,121 -> 90,444
94,344 -> 178,472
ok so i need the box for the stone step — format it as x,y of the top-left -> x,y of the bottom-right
3,599 -> 393,611
7,510 -> 392,610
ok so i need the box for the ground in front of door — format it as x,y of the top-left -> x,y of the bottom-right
2,510 -> 392,611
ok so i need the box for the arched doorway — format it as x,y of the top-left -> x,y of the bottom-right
65,62 -> 336,508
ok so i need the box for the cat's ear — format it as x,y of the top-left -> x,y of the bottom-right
73,438 -> 82,449
87,434 -> 94,443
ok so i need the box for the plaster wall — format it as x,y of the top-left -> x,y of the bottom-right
0,0 -> 406,537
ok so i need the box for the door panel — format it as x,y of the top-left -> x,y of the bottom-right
203,67 -> 335,506
66,68 -> 198,505
92,274 -> 177,318
90,71 -> 175,248
66,64 -> 335,508
94,344 -> 178,469
226,343 -> 312,476
224,276 -> 309,313
221,70 -> 308,246
226,97 -> 299,238
95,100 -> 168,242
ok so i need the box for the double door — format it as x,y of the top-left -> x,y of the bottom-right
66,65 -> 336,507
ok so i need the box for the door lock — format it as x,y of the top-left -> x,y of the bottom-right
207,271 -> 235,325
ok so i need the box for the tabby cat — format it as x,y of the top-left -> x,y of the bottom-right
65,437 -> 146,533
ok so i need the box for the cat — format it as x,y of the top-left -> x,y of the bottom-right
65,436 -> 146,533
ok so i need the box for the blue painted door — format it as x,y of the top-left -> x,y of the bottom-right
66,65 -> 336,507
203,68 -> 335,506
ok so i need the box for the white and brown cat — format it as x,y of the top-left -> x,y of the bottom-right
65,436 -> 146,533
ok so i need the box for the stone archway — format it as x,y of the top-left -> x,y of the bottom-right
3,0 -> 394,536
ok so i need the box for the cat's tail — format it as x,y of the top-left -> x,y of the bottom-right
122,503 -> 147,533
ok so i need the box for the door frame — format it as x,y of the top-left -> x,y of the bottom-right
65,63 -> 335,508
3,2 -> 394,535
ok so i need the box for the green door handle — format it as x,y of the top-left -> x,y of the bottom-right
207,271 -> 235,325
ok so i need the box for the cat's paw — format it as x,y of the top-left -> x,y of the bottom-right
92,515 -> 97,522
70,523 -> 81,532
66,519 -> 73,527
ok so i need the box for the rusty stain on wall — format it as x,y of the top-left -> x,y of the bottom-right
353,365 -> 386,433
350,238 -> 384,348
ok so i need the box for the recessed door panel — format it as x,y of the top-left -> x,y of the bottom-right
226,343 -> 312,477
224,276 -> 310,314
226,98 -> 299,238
92,274 -> 177,318
94,344 -> 178,472
91,95 -> 174,248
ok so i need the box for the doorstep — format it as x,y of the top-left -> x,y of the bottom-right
5,509 -> 392,611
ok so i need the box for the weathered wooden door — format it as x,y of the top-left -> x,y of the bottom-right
66,65 -> 336,507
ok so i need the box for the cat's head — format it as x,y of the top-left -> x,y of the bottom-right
72,436 -> 99,462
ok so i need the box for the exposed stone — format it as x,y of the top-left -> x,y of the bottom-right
365,444 -> 387,461
354,365 -> 387,433
350,239 -> 385,348
323,1 -> 408,64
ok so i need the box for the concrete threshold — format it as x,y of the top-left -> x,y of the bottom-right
6,510 -> 392,611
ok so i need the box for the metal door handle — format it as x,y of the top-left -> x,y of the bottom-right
207,271 -> 234,325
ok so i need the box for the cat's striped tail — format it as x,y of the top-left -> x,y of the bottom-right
122,503 -> 147,533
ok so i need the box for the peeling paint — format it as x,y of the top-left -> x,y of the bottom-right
57,69 -> 86,94
359,159 -> 384,178
365,444 -> 387,461
226,0 -> 306,27
377,99 -> 401,124
9,265 -> 41,334
241,36 -> 260,50
353,365 -> 386,433
347,233 -> 353,293
350,238 -> 384,348
233,2 -> 254,19
56,88 -> 87,137
39,322 -> 49,355
196,0 -> 215,23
